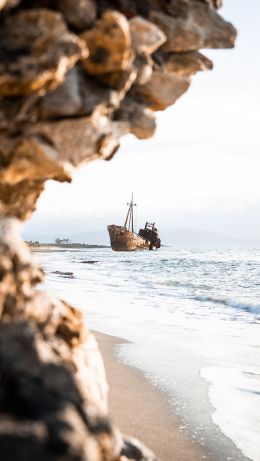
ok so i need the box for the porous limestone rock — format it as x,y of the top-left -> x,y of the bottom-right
0,9 -> 88,96
0,1 -> 236,460
0,217 -> 153,460
150,3 -> 236,51
129,16 -> 166,55
0,1 -> 236,222
114,97 -> 156,140
131,71 -> 190,111
80,11 -> 132,75
0,180 -> 45,220
56,0 -> 97,31
0,0 -> 20,10
0,135 -> 72,184
155,50 -> 213,77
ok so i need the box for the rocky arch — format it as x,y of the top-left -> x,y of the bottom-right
0,1 -> 236,459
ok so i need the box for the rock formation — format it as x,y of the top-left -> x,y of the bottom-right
0,1 -> 236,460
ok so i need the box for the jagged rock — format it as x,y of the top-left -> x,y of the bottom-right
129,16 -> 166,55
81,11 -> 132,75
56,0 -> 97,31
0,133 -> 16,167
161,0 -> 222,16
131,71 -> 190,111
0,9 -> 87,96
213,0 -> 223,8
0,0 -> 20,10
95,66 -> 137,92
133,54 -> 153,85
97,1 -> 151,19
39,66 -> 125,118
114,97 -> 156,139
26,114 -> 126,167
0,2 -> 237,460
150,4 -> 236,51
0,135 -> 72,184
40,68 -> 82,118
0,0 -> 236,211
0,95 -> 41,132
19,292 -> 86,347
0,181 -> 45,220
0,218 -> 158,460
156,50 -> 213,76
0,217 -> 43,317
0,69 -> 121,126
78,71 -> 121,113
100,1 -> 221,20
37,68 -> 117,120
98,132 -> 121,161
0,319 -> 119,461
120,437 -> 157,461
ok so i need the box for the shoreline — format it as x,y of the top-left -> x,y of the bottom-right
94,330 -> 208,461
37,248 -> 255,461
31,246 -> 74,252
30,246 -> 108,252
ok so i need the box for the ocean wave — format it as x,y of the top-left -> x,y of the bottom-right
195,295 -> 260,314
148,277 -> 212,291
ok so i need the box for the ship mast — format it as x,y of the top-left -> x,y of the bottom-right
124,193 -> 136,232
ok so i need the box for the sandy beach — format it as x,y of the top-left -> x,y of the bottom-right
95,331 -> 208,461
31,246 -> 109,253
31,246 -> 69,252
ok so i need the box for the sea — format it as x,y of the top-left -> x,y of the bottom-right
35,246 -> 260,461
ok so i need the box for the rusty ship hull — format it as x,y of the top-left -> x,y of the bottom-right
107,194 -> 161,252
107,225 -> 151,251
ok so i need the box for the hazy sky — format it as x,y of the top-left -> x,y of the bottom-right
23,0 -> 260,243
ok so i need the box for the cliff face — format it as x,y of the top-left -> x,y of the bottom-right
0,1 -> 236,460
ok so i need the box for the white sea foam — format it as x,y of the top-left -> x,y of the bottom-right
201,367 -> 260,461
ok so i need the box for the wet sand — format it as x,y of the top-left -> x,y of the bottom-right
95,331 -> 209,461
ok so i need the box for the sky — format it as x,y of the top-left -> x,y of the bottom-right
23,0 -> 260,244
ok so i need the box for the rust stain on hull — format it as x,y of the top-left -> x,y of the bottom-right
107,225 -> 150,251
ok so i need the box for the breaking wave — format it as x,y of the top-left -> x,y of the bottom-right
195,295 -> 260,315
